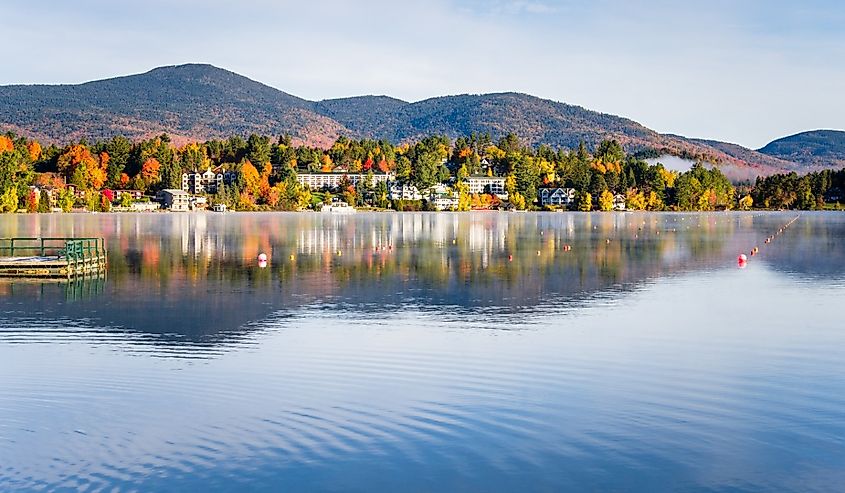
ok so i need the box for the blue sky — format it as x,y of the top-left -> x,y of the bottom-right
2,0 -> 843,148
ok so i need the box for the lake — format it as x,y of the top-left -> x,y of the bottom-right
1,211 -> 844,492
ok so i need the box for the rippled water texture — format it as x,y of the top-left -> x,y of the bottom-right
1,212 -> 844,492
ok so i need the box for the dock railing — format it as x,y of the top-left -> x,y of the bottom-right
0,237 -> 105,258
0,237 -> 107,278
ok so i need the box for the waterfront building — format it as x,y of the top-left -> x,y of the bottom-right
389,183 -> 423,201
156,189 -> 191,211
181,167 -> 235,195
613,193 -> 627,211
466,176 -> 507,197
296,172 -> 393,191
538,187 -> 577,207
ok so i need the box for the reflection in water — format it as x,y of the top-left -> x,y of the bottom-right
1,211 -> 828,339
1,212 -> 844,492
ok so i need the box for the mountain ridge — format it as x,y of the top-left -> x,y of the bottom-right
758,130 -> 845,168
0,64 -> 836,178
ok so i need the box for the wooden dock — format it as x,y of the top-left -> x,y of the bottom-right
0,238 -> 107,279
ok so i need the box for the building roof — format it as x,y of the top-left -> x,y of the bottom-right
162,189 -> 189,195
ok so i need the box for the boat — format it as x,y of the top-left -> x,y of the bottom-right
321,200 -> 356,213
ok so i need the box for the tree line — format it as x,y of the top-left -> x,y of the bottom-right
1,131 -> 842,212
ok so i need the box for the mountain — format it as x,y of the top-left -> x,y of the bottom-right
0,64 -> 827,177
0,64 -> 346,146
758,130 -> 845,168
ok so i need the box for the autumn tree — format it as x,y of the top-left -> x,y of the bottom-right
139,158 -> 162,188
38,190 -> 50,212
57,144 -> 98,189
598,190 -> 614,211
240,160 -> 261,196
577,190 -> 593,211
27,141 -> 42,161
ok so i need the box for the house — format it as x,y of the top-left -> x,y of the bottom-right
213,203 -> 228,212
296,172 -> 393,191
113,189 -> 144,200
182,167 -> 235,195
131,201 -> 161,212
156,189 -> 191,211
389,183 -> 423,201
428,185 -> 459,211
538,187 -> 576,207
613,193 -> 627,211
466,176 -> 507,198
191,196 -> 208,210
28,185 -> 62,209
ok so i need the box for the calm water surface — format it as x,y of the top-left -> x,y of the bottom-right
1,212 -> 844,492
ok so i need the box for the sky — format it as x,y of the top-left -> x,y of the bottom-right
2,0 -> 843,149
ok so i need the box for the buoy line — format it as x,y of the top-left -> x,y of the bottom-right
738,214 -> 800,268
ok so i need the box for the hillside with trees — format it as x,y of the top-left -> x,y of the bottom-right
758,130 -> 845,168
4,128 -> 840,214
0,64 -> 819,178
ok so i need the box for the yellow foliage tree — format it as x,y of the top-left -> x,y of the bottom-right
511,191 -> 527,210
659,168 -> 677,188
456,181 -> 471,211
739,195 -> 753,210
626,190 -> 646,210
647,191 -> 664,211
598,190 -> 614,211
578,191 -> 593,211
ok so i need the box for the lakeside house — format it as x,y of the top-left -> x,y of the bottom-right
466,176 -> 507,198
113,189 -> 144,200
296,172 -> 393,191
538,187 -> 576,207
427,184 -> 459,211
156,189 -> 191,211
613,193 -> 627,211
389,183 -> 423,201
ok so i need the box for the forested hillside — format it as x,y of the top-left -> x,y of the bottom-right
0,64 -> 833,177
758,130 -> 845,168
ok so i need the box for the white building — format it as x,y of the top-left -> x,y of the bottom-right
156,189 -> 191,211
466,176 -> 507,197
182,167 -> 233,195
430,189 -> 459,211
389,183 -> 423,201
538,187 -> 577,207
613,193 -> 627,211
131,201 -> 161,212
296,172 -> 393,191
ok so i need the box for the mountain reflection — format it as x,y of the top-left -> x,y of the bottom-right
0,212 -> 841,342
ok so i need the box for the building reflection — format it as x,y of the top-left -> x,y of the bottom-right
0,211 -> 837,340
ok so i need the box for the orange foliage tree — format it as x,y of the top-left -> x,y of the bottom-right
57,144 -> 98,188
0,136 -> 15,154
27,141 -> 42,161
140,158 -> 161,184
241,160 -> 260,196
88,152 -> 109,190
